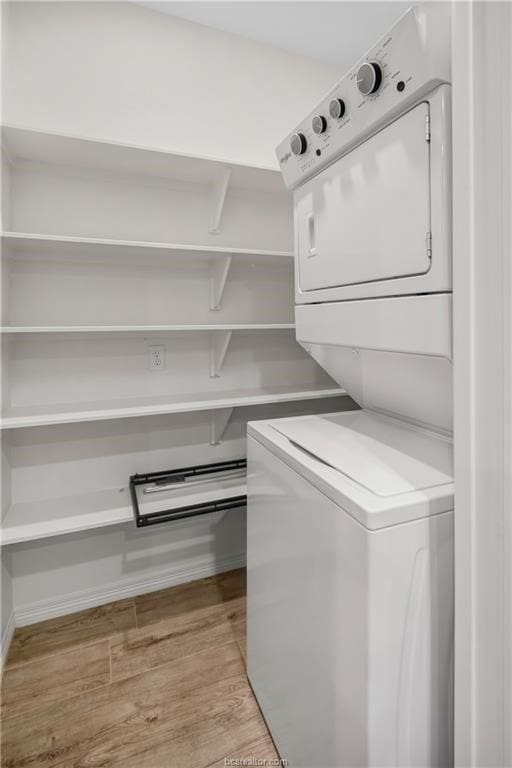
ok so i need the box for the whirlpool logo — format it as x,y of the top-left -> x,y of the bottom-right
279,152 -> 291,165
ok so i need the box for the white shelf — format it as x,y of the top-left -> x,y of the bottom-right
2,124 -> 286,193
1,232 -> 293,263
0,324 -> 295,334
0,385 -> 346,430
1,489 -> 133,545
0,480 -> 248,546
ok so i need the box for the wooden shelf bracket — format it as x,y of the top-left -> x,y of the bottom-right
209,407 -> 234,445
209,330 -> 232,377
209,167 -> 231,235
210,255 -> 232,311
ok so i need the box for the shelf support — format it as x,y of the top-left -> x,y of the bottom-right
209,330 -> 232,377
209,408 -> 234,445
209,167 -> 232,234
210,255 -> 232,311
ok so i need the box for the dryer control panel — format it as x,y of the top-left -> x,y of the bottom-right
276,5 -> 450,190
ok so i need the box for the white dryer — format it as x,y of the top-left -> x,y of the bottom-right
247,5 -> 454,767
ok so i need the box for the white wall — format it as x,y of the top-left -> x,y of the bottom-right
1,548 -> 14,665
0,2 -> 14,661
0,2 -> 350,630
452,3 -> 512,765
2,1 -> 339,168
11,510 -> 247,624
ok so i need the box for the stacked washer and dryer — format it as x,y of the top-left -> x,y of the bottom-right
247,6 -> 454,768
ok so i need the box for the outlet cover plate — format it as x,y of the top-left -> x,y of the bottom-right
148,344 -> 166,371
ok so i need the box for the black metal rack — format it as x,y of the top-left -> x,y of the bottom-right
130,458 -> 247,528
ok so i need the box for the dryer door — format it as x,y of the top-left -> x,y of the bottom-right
296,102 -> 431,292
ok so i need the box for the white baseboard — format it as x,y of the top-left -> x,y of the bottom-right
1,611 -> 16,669
14,551 -> 246,627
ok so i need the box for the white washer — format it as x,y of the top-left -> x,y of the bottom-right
247,5 -> 454,767
247,411 -> 453,767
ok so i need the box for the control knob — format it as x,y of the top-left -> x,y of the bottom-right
357,61 -> 382,96
290,132 -> 307,156
312,115 -> 327,134
328,98 -> 346,120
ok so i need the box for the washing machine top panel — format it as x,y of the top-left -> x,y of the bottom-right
248,410 -> 453,530
271,410 -> 452,496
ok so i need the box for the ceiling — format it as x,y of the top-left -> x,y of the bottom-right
139,2 -> 411,70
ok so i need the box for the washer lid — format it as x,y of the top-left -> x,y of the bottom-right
270,411 -> 452,497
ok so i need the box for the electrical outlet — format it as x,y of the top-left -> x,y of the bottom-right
148,344 -> 166,371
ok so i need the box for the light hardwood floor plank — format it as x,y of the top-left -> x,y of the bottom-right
111,603 -> 240,681
97,712 -> 274,768
53,709 -> 272,768
223,594 -> 246,624
6,599 -> 136,666
1,568 -> 280,768
134,568 -> 246,628
206,734 -> 281,767
0,643 -> 252,768
0,640 -> 110,721
231,619 -> 247,660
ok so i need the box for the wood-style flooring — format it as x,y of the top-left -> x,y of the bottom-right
1,568 -> 281,768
